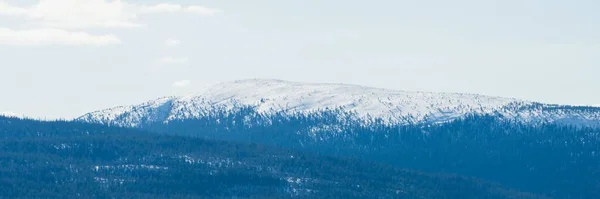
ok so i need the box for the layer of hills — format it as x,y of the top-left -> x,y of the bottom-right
78,79 -> 600,128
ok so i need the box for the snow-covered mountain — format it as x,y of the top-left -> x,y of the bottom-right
77,79 -> 600,127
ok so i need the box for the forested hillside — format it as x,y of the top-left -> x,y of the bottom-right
143,110 -> 600,198
0,116 -> 544,198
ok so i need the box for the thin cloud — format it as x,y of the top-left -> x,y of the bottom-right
0,1 -> 28,16
0,28 -> 121,46
172,80 -> 191,87
0,0 -> 222,29
0,0 -> 141,29
0,1 -> 220,47
139,3 -> 182,13
164,39 -> 180,47
157,56 -> 189,64
140,3 -> 222,15
185,5 -> 223,15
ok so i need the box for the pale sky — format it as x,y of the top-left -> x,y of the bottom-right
0,0 -> 598,119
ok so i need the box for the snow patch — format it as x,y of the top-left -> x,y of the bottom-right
0,111 -> 18,117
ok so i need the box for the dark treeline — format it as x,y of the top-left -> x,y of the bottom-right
0,116 -> 543,198
146,108 -> 600,199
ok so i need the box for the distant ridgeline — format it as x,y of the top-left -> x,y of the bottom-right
78,79 -> 600,128
127,107 -> 600,199
0,116 -> 545,199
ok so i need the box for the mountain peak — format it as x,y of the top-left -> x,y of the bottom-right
77,79 -> 600,127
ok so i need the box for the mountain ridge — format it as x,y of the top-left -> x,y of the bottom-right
77,79 -> 600,127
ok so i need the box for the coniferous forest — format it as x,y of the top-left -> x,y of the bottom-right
0,116 -> 547,198
145,109 -> 600,199
2,109 -> 600,198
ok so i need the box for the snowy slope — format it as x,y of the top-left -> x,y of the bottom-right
0,111 -> 18,118
77,79 -> 600,127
